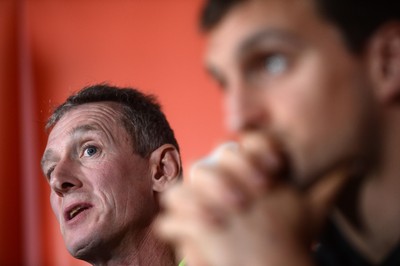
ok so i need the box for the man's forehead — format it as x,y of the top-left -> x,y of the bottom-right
47,103 -> 123,143
55,102 -> 122,126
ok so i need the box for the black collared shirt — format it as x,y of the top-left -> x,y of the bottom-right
314,222 -> 400,266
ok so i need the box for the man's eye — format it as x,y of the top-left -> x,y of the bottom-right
264,54 -> 288,75
46,166 -> 55,180
83,146 -> 98,157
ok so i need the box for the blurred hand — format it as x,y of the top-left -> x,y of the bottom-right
157,132 -> 349,266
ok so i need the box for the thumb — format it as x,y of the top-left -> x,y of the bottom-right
239,131 -> 284,176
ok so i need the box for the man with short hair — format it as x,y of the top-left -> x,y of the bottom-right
41,84 -> 182,266
158,0 -> 400,265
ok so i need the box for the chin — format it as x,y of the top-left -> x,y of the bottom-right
66,233 -> 103,260
284,168 -> 315,190
287,155 -> 333,189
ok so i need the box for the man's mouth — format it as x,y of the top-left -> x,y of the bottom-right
65,204 -> 92,221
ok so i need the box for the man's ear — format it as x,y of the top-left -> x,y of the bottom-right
367,22 -> 400,103
149,144 -> 182,192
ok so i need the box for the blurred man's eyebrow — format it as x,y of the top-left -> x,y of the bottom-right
206,65 -> 225,86
237,29 -> 304,57
205,29 -> 305,84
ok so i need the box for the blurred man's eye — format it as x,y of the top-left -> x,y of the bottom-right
253,52 -> 288,76
264,53 -> 288,75
244,51 -> 289,86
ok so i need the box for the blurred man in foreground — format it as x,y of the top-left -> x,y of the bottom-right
41,84 -> 182,266
158,0 -> 400,265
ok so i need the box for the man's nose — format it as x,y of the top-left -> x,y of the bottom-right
225,82 -> 267,132
50,158 -> 83,197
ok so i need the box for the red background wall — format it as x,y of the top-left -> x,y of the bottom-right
0,0 -> 225,265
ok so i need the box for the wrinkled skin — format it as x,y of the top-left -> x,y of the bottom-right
42,102 -> 161,265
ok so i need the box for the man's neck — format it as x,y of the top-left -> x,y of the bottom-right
334,110 -> 400,264
91,227 -> 176,266
126,229 -> 176,266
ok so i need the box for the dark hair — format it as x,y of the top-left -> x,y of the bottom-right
200,0 -> 242,32
200,0 -> 400,53
47,84 -> 180,157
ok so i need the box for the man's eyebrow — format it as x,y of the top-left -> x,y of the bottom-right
41,124 -> 101,170
69,124 -> 101,137
237,29 -> 304,58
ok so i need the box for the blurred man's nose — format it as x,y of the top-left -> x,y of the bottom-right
50,158 -> 83,197
225,81 -> 267,132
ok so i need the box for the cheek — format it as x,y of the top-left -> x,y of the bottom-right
87,160 -> 122,185
93,162 -> 151,203
267,72 -> 322,140
276,56 -> 354,127
91,153 -> 152,190
50,193 -> 62,221
266,58 -> 359,161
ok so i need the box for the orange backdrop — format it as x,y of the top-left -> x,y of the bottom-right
0,0 -> 225,265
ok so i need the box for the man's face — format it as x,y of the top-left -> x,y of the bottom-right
41,102 -> 157,259
205,0 -> 377,185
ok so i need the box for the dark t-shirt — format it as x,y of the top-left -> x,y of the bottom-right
314,221 -> 400,266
